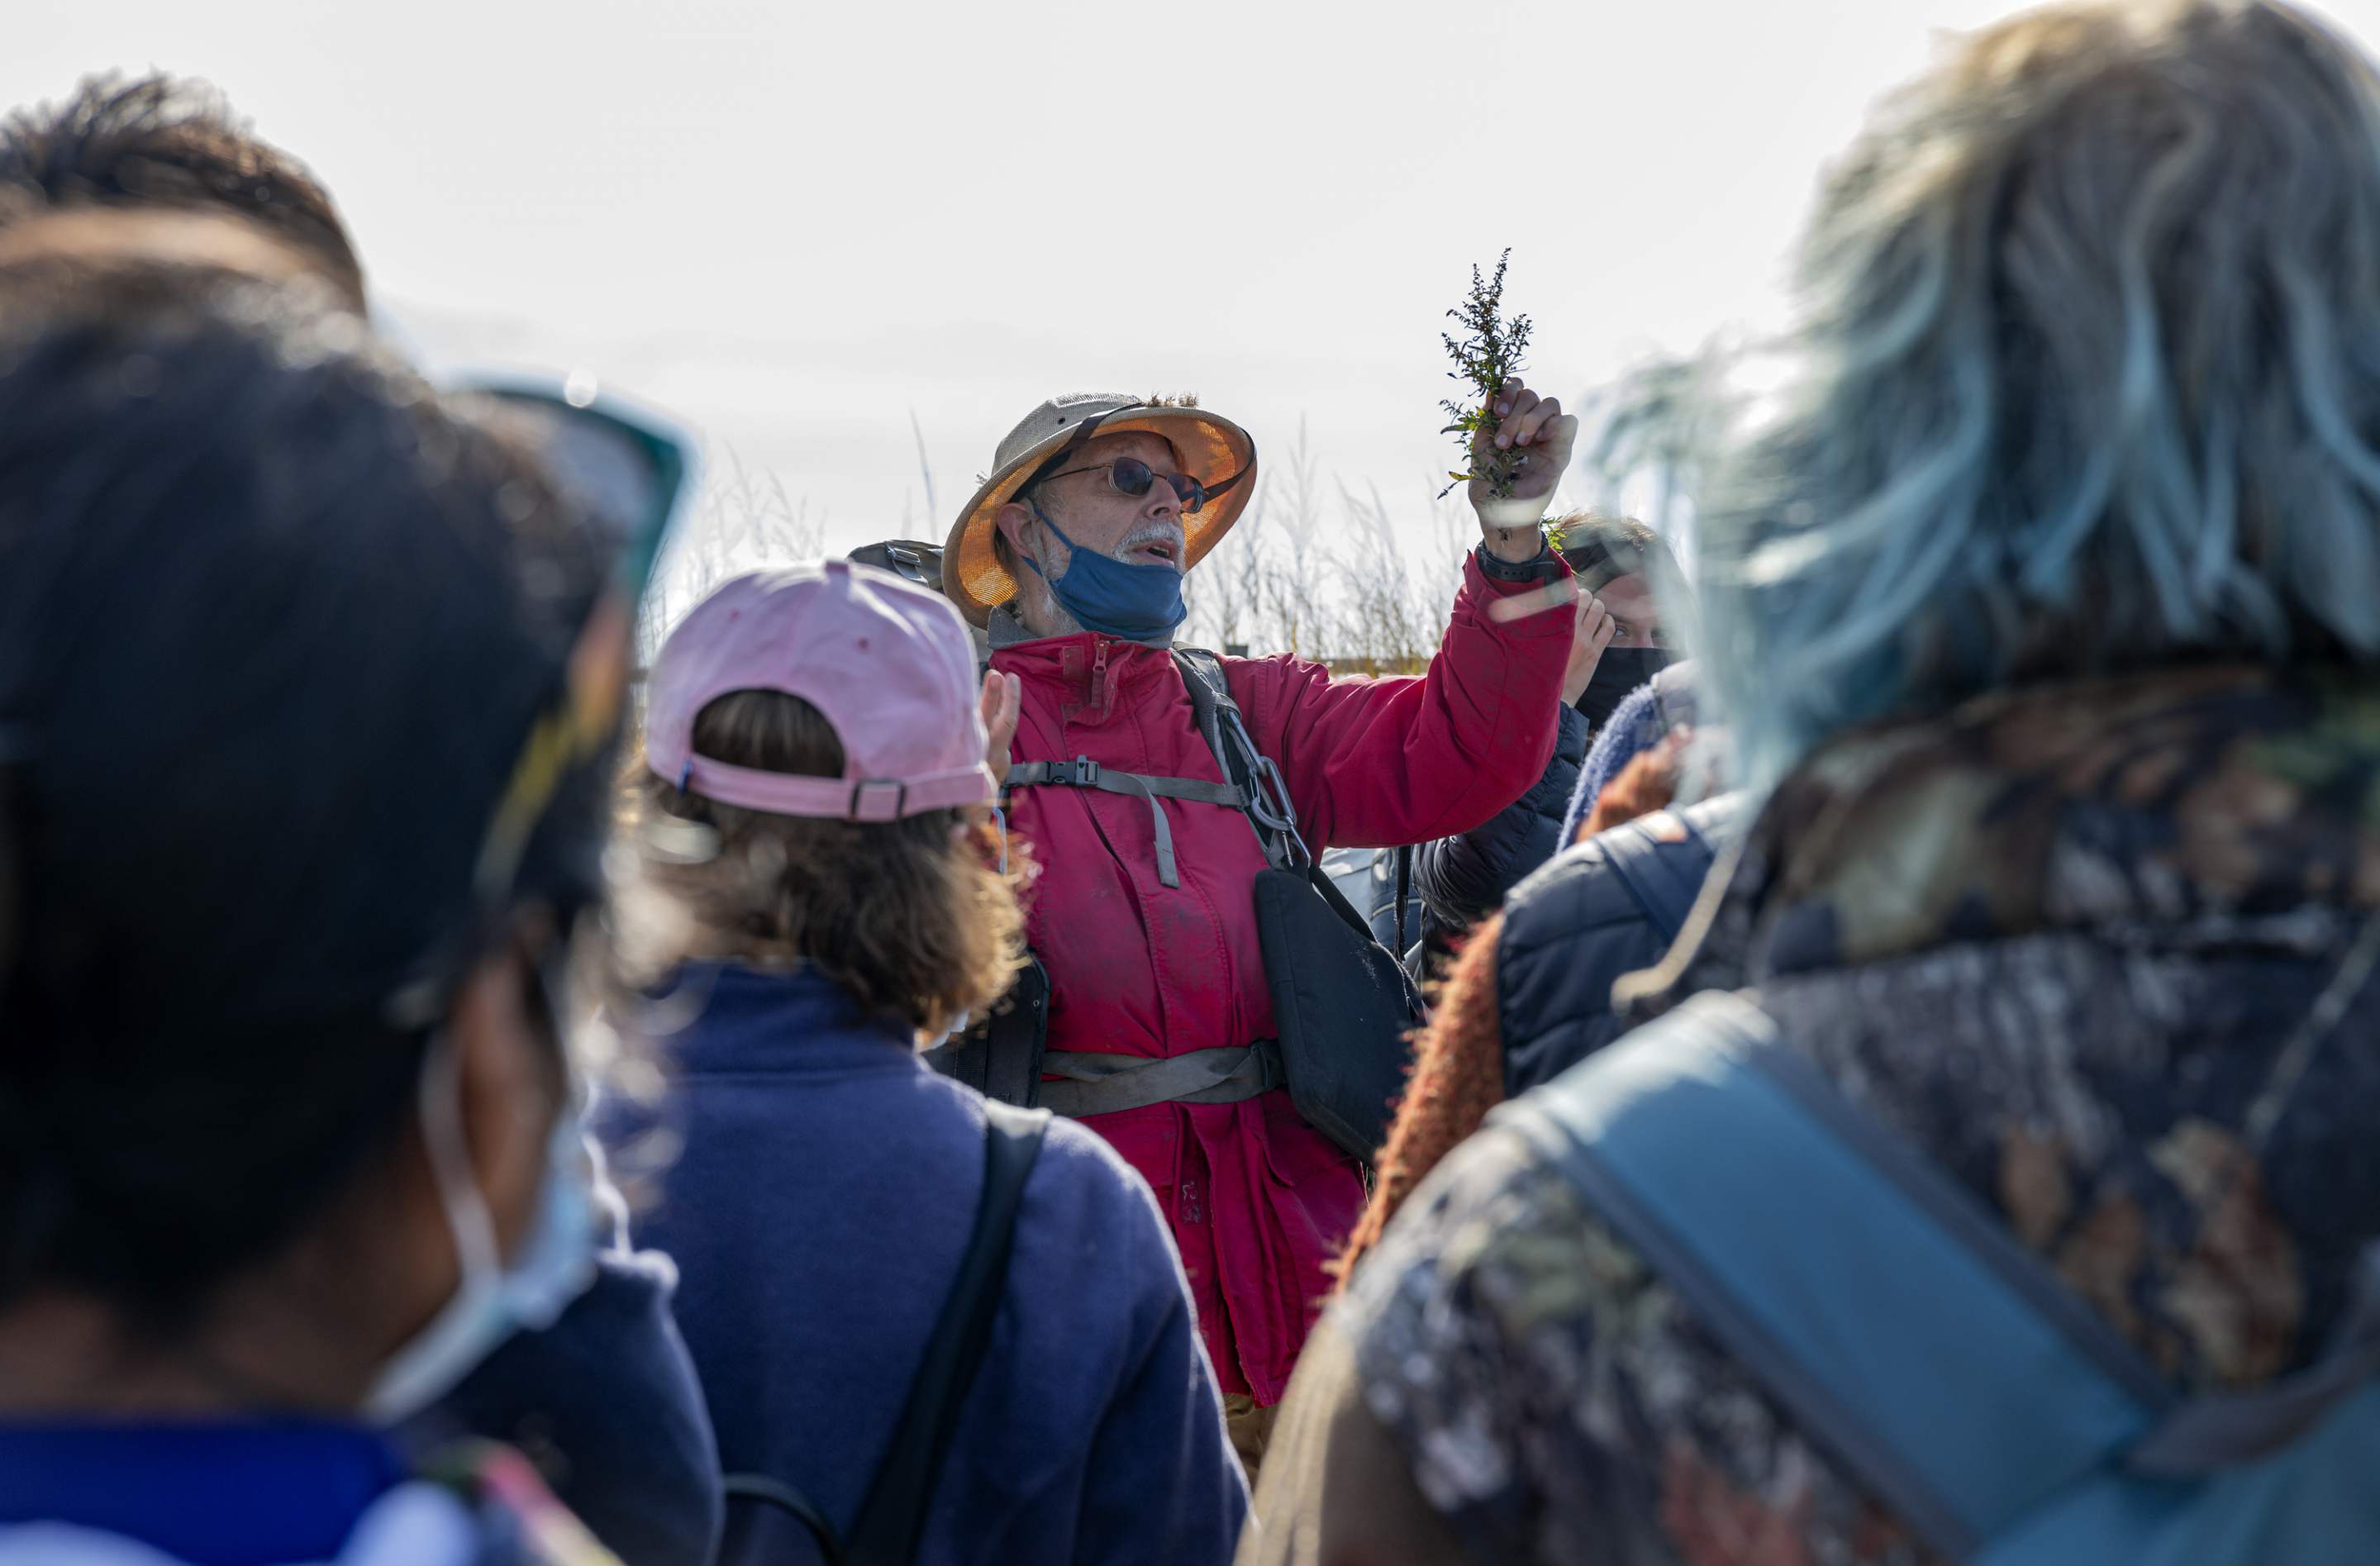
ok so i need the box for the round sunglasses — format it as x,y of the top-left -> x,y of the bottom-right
1034,455 -> 1209,515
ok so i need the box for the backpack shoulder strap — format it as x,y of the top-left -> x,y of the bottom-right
1492,993 -> 2176,1559
1592,809 -> 1716,945
997,648 -> 1310,883
1171,645 -> 1238,785
1170,647 -> 1310,872
842,1100 -> 1050,1565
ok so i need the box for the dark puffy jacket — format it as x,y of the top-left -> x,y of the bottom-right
1494,793 -> 1742,1098
1409,702 -> 1592,936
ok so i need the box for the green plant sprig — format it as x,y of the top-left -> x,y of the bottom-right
1438,249 -> 1534,500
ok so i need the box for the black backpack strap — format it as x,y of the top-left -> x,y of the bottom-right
1394,844 -> 1413,957
725,1102 -> 1049,1566
842,1100 -> 1050,1565
719,1474 -> 845,1566
1593,810 -> 1713,945
1173,645 -> 1239,788
1171,647 -> 1310,872
921,956 -> 1050,1107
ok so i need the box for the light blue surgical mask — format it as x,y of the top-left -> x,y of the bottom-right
1021,502 -> 1188,642
363,1036 -> 597,1423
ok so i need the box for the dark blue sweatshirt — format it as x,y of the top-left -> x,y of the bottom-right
607,964 -> 1246,1566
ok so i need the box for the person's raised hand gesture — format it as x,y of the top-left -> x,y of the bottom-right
1559,593 -> 1616,705
979,669 -> 1021,780
1471,378 -> 1578,560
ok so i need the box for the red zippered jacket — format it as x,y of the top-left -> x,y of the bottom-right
990,553 -> 1571,1402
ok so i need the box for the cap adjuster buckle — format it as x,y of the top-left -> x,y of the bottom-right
848,778 -> 910,821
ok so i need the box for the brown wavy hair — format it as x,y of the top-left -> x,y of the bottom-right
622,688 -> 1030,1039
1334,920 -> 1507,1288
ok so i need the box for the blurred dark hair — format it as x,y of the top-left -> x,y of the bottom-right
0,242 -> 609,1324
0,74 -> 364,309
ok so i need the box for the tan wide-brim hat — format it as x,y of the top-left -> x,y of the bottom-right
942,393 -> 1259,628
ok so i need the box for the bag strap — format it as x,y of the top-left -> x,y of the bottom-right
920,956 -> 1050,1108
1037,1040 -> 1287,1116
1173,645 -> 1238,789
1002,757 -> 1243,888
997,648 -> 1312,883
1171,647 -> 1311,872
719,1474 -> 845,1566
1394,844 -> 1413,957
1496,994 -> 2163,1559
1592,810 -> 1713,945
712,1102 -> 1048,1566
843,1099 -> 1050,1564
1499,993 -> 2380,1558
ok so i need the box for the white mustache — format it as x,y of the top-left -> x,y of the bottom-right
1113,522 -> 1186,563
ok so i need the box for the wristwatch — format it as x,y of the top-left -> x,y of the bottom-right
1473,538 -> 1565,585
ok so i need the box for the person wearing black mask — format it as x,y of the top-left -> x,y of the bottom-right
1398,513 -> 1683,954
1562,516 -> 1681,729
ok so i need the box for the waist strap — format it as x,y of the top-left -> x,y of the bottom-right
1038,1041 -> 1286,1117
1005,757 -> 1246,889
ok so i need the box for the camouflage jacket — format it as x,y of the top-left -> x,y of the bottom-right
1340,666 -> 2380,1565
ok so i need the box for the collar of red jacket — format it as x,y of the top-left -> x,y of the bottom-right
992,627 -> 1188,723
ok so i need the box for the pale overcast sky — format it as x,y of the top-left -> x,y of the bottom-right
15,0 -> 2380,560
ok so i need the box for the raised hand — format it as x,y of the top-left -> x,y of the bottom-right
1471,378 -> 1579,553
978,669 -> 1021,779
1560,593 -> 1617,705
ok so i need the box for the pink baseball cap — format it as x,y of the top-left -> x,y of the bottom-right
644,560 -> 997,821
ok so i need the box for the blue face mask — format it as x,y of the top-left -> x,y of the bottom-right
1021,502 -> 1188,642
362,1036 -> 597,1423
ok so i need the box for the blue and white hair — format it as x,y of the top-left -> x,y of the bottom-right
1692,0 -> 2380,794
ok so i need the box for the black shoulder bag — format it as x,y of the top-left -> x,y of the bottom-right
1172,649 -> 1428,1160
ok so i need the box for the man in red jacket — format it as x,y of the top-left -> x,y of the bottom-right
939,386 -> 1577,1469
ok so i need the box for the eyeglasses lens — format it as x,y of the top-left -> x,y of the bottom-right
1106,456 -> 1158,498
1101,456 -> 1207,516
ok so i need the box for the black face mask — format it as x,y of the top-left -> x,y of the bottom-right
1574,647 -> 1679,731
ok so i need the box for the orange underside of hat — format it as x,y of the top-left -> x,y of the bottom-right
945,410 -> 1256,626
